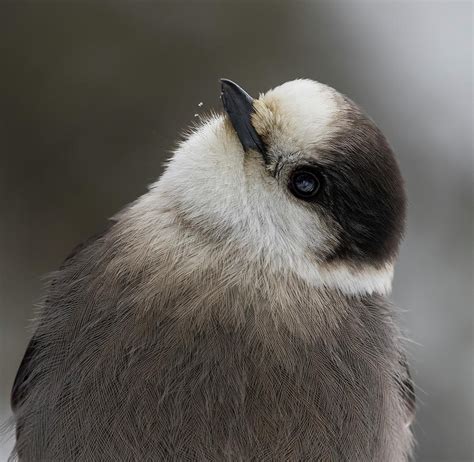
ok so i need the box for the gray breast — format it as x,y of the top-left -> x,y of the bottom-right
11,231 -> 413,461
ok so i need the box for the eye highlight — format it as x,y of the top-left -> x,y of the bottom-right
289,168 -> 322,200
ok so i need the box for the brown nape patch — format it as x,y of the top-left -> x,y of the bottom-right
313,100 -> 406,267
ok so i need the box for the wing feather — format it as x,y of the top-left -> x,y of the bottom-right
11,221 -> 116,414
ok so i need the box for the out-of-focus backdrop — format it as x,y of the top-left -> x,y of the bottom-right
0,1 -> 472,460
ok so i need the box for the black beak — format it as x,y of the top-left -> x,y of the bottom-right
220,79 -> 266,155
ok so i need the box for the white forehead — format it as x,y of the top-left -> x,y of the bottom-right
254,79 -> 343,151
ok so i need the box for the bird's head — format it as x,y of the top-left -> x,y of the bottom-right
151,79 -> 406,297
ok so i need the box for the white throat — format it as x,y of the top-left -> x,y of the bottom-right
129,112 -> 393,298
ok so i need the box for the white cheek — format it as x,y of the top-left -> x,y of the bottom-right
134,115 -> 393,297
157,117 -> 325,252
158,117 -> 246,225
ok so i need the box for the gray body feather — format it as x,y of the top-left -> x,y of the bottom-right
12,220 -> 414,461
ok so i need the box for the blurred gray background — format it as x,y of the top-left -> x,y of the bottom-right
0,1 -> 472,460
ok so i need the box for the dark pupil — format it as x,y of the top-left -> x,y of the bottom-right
294,172 -> 317,194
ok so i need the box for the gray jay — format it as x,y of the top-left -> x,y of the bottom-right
11,79 -> 415,461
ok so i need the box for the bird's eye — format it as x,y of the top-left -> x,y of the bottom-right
289,169 -> 321,200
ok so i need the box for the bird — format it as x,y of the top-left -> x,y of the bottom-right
10,78 -> 415,461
